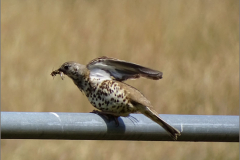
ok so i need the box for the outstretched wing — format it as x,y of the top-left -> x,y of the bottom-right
87,56 -> 162,81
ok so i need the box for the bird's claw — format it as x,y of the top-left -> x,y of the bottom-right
90,110 -> 120,126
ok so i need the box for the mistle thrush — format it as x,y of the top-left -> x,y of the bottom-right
51,56 -> 181,140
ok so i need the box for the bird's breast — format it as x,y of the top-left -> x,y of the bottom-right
85,79 -> 134,115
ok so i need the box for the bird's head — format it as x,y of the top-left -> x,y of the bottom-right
51,62 -> 88,80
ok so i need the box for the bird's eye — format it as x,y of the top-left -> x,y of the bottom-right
64,65 -> 69,70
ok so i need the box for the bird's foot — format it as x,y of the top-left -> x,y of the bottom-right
90,110 -> 120,126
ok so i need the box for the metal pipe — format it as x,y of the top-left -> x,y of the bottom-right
1,112 -> 239,142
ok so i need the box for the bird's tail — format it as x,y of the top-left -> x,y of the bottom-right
140,107 -> 181,140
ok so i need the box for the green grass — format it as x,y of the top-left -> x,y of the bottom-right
1,0 -> 239,160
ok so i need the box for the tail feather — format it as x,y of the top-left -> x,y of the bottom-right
141,107 -> 181,140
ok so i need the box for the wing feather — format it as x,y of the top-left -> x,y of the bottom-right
87,56 -> 162,81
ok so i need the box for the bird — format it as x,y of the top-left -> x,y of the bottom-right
51,56 -> 181,140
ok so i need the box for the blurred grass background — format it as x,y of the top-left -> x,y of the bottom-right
1,0 -> 239,160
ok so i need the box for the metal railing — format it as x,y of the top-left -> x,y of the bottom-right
1,112 -> 239,142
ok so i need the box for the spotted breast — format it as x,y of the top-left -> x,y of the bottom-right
83,78 -> 136,117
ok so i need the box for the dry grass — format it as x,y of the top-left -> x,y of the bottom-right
1,0 -> 239,160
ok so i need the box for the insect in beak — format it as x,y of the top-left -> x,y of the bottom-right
60,71 -> 64,80
51,69 -> 65,80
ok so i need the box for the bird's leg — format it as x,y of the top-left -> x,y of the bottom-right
90,110 -> 111,120
90,110 -> 120,126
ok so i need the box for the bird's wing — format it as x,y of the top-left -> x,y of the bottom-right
87,56 -> 162,81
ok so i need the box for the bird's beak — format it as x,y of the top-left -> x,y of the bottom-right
51,68 -> 65,80
58,68 -> 66,74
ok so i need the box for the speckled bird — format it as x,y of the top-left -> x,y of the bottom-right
51,56 -> 181,140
